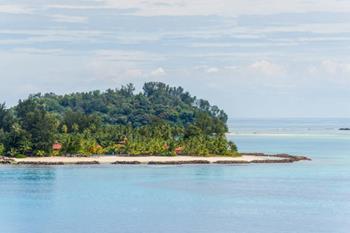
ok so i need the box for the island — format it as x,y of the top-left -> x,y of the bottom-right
0,82 -> 310,165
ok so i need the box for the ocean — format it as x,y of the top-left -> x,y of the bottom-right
0,118 -> 349,233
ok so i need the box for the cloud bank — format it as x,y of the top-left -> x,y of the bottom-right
1,0 -> 350,117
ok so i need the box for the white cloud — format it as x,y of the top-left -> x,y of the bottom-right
307,66 -> 318,75
100,0 -> 350,16
0,29 -> 114,47
321,60 -> 350,75
12,48 -> 65,56
89,60 -> 143,84
94,50 -> 164,62
86,51 -> 162,84
51,14 -> 88,24
125,68 -> 143,77
249,60 -> 285,76
206,67 -> 219,73
224,65 -> 238,70
150,67 -> 166,76
192,66 -> 222,74
47,4 -> 107,10
0,4 -> 32,14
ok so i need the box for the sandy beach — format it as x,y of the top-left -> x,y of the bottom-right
3,154 -> 311,165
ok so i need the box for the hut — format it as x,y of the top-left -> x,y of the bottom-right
175,147 -> 184,155
52,143 -> 62,151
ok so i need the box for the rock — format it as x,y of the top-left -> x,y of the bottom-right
112,161 -> 142,165
16,161 -> 65,165
148,160 -> 210,165
339,128 -> 350,131
74,161 -> 100,165
250,159 -> 295,164
214,160 -> 250,164
243,153 -> 311,162
0,160 -> 12,164
16,161 -> 100,165
0,156 -> 15,164
292,155 -> 312,161
249,155 -> 311,164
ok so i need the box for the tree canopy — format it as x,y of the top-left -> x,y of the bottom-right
0,82 -> 238,157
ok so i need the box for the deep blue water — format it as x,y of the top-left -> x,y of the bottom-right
1,118 -> 350,233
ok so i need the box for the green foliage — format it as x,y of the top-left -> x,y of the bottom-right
16,98 -> 58,152
0,103 -> 14,132
37,82 -> 228,132
183,136 -> 210,156
6,123 -> 32,155
0,143 -> 4,155
13,154 -> 27,158
34,150 -> 46,157
0,82 -> 238,157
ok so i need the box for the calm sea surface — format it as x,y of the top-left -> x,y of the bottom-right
1,118 -> 350,233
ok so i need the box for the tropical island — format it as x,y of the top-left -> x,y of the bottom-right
0,82 -> 310,165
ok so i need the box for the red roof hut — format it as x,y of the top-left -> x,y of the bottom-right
52,143 -> 62,151
175,147 -> 184,155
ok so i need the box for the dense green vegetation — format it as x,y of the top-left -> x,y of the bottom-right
0,82 -> 238,157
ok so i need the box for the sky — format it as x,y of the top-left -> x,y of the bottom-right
1,0 -> 350,118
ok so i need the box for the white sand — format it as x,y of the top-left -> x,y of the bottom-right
13,155 -> 282,164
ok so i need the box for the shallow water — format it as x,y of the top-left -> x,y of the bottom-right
1,118 -> 350,233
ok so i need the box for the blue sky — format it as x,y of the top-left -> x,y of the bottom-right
1,0 -> 350,117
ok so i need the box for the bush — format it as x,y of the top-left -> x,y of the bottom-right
34,150 -> 46,157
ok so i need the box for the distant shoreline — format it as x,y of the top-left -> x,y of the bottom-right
0,153 -> 311,165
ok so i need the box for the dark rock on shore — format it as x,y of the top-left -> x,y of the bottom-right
250,159 -> 295,163
215,155 -> 310,165
148,160 -> 210,165
112,161 -> 142,165
74,161 -> 99,165
0,157 -> 14,164
273,154 -> 311,161
0,161 -> 11,164
243,153 -> 311,163
16,161 -> 65,165
214,160 -> 250,164
17,161 -> 101,165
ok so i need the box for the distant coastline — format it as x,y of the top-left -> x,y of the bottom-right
0,153 -> 311,165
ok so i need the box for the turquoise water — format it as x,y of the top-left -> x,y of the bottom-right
1,118 -> 350,233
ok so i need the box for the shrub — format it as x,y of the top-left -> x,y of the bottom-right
34,150 -> 46,157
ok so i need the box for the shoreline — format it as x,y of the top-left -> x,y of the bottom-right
0,153 -> 311,165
